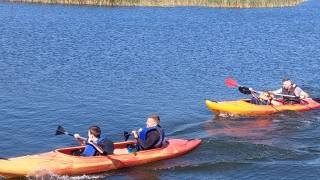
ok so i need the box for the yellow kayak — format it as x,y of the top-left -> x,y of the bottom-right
205,98 -> 320,116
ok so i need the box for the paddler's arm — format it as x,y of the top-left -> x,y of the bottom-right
74,134 -> 87,146
74,134 -> 105,154
294,87 -> 309,99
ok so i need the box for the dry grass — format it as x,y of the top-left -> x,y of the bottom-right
7,0 -> 305,8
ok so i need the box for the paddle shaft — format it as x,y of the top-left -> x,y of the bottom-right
273,93 -> 297,98
59,130 -> 87,141
226,78 -> 299,98
69,133 -> 104,154
124,131 -> 139,141
239,85 -> 298,98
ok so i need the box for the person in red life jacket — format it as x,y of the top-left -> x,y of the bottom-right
131,115 -> 165,151
74,125 -> 114,156
270,78 -> 309,104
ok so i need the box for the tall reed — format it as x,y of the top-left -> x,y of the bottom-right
7,0 -> 305,8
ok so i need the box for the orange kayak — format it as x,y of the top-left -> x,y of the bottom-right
206,98 -> 320,116
0,139 -> 201,178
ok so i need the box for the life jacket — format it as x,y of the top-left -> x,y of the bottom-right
138,125 -> 165,150
81,143 -> 97,157
81,135 -> 114,156
282,84 -> 300,104
97,135 -> 114,155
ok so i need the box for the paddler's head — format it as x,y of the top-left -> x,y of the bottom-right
146,114 -> 160,128
88,125 -> 101,142
282,78 -> 293,90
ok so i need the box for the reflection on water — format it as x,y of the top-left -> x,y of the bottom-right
105,165 -> 161,180
204,109 -> 320,150
23,168 -> 160,180
204,117 -> 276,145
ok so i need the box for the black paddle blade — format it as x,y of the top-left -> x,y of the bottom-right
55,125 -> 66,135
124,131 -> 131,141
238,86 -> 252,95
0,157 -> 8,160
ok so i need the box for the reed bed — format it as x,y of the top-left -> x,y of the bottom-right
6,0 -> 305,8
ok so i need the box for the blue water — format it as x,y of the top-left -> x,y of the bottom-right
0,0 -> 320,179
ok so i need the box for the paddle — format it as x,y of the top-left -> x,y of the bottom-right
56,125 -> 88,142
55,125 -> 104,154
0,157 -> 8,160
124,131 -> 131,141
123,130 -> 139,141
225,77 -> 262,94
56,125 -> 80,138
225,77 -> 297,98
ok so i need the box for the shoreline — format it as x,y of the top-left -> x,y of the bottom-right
4,0 -> 305,8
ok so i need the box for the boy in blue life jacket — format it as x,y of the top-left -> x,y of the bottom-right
131,115 -> 165,151
74,125 -> 114,156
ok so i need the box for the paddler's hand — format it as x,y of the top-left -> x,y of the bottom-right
74,133 -> 86,145
131,131 -> 138,139
74,133 -> 81,139
299,94 -> 306,99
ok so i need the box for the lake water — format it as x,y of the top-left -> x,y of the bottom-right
0,0 -> 320,179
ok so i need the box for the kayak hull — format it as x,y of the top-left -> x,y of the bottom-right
0,139 -> 201,178
205,98 -> 320,116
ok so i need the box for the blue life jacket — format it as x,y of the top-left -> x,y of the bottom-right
138,125 -> 165,150
81,135 -> 114,156
97,135 -> 114,155
81,143 -> 97,157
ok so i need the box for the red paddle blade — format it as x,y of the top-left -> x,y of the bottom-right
225,77 -> 238,88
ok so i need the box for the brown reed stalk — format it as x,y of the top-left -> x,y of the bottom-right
6,0 -> 305,8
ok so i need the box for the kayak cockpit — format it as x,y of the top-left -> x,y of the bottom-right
54,140 -> 170,156
55,140 -> 136,156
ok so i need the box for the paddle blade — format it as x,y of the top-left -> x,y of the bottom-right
238,86 -> 252,95
225,77 -> 238,88
124,131 -> 131,141
55,125 -> 65,135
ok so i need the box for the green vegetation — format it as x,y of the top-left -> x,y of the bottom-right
7,0 -> 305,8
